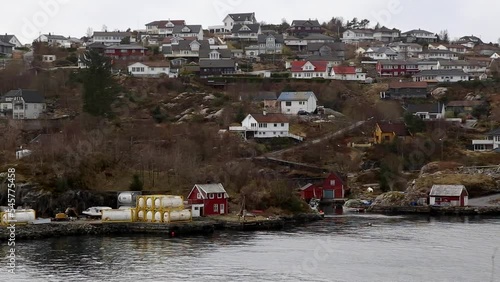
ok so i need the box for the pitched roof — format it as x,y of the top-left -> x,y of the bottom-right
251,91 -> 277,101
0,41 -> 14,47
228,13 -> 255,22
389,81 -> 428,89
250,113 -> 288,123
486,128 -> 500,136
365,47 -> 398,55
346,28 -> 374,34
439,60 -> 481,67
302,34 -> 335,41
291,61 -> 329,72
2,89 -> 44,103
257,34 -> 284,44
140,61 -> 170,67
333,66 -> 357,75
278,92 -> 317,102
377,121 -> 410,136
305,55 -> 343,62
93,31 -> 131,37
407,103 -> 443,113
299,183 -> 318,191
0,35 -> 15,43
231,24 -> 260,34
291,19 -> 321,27
430,185 -> 467,197
173,25 -> 202,34
106,44 -> 147,50
413,69 -> 469,77
198,59 -> 235,68
171,39 -> 209,51
402,29 -> 435,35
145,20 -> 185,27
378,60 -> 420,65
446,100 -> 484,107
307,42 -> 345,52
44,34 -> 68,40
199,48 -> 232,59
192,183 -> 229,199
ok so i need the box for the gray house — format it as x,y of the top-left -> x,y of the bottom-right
0,89 -> 46,119
0,41 -> 14,56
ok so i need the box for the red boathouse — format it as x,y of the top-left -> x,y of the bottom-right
187,183 -> 229,217
429,185 -> 468,206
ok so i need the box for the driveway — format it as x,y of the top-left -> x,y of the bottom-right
468,194 -> 500,207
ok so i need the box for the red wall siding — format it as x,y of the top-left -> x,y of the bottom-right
322,174 -> 345,199
203,198 -> 229,216
300,185 -> 323,201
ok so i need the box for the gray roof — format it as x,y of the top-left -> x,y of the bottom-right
422,50 -> 459,55
106,44 -> 147,50
438,60 -> 480,67
0,35 -> 15,43
257,34 -> 284,44
416,60 -> 440,65
389,42 -> 423,48
93,31 -> 131,37
199,59 -> 235,68
304,54 -> 343,62
430,185 -> 467,197
291,19 -> 321,27
228,13 -> 255,22
486,128 -> 500,136
194,183 -> 228,196
0,41 -> 14,47
252,91 -> 277,101
413,69 -> 469,77
172,25 -> 202,34
171,40 -> 209,51
307,42 -> 345,52
44,34 -> 68,40
278,91 -> 317,102
407,103 -> 443,114
199,48 -> 232,59
402,29 -> 435,36
366,47 -> 398,55
2,89 -> 44,103
231,24 -> 260,34
302,34 -> 335,41
378,60 -> 420,65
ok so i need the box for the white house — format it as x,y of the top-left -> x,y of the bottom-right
417,61 -> 440,71
145,20 -> 186,36
418,50 -> 459,60
472,128 -> 500,151
401,29 -> 437,42
413,69 -> 471,83
407,103 -> 446,120
290,61 -> 334,79
491,53 -> 500,59
364,47 -> 398,60
36,34 -> 70,47
226,24 -> 261,41
277,92 -> 318,114
332,66 -> 366,81
172,25 -> 204,40
222,13 -> 257,32
0,34 -> 23,48
341,29 -> 374,43
128,61 -> 172,77
229,112 -> 293,140
0,89 -> 46,119
92,31 -> 133,46
388,42 -> 423,58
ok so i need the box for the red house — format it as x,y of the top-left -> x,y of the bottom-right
104,44 -> 148,60
187,183 -> 229,217
299,183 -> 323,202
322,173 -> 346,200
376,60 -> 420,77
429,185 -> 469,206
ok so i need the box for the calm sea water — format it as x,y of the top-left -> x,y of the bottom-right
1,215 -> 499,282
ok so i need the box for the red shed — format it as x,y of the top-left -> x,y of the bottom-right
429,185 -> 468,206
299,183 -> 323,202
187,183 -> 229,217
322,173 -> 346,200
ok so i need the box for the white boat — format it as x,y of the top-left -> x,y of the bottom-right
82,207 -> 112,218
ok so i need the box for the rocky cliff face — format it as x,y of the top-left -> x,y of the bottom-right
0,184 -> 117,217
372,162 -> 500,207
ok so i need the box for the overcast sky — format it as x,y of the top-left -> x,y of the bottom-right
4,0 -> 499,44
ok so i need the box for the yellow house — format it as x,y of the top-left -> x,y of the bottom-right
373,121 -> 411,144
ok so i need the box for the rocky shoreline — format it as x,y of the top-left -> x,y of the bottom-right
0,213 -> 323,241
368,205 -> 500,215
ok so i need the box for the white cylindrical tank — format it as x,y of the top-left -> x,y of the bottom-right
163,212 -> 170,223
138,197 -> 146,209
169,210 -> 191,222
118,192 -> 134,206
146,197 -> 154,209
154,211 -> 162,222
146,211 -> 153,222
2,210 -> 36,224
102,209 -> 133,222
137,210 -> 145,221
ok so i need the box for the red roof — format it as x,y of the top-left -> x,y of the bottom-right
333,66 -> 356,75
291,61 -> 328,72
389,81 -> 428,89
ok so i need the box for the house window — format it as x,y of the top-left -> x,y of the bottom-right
209,193 -> 214,199
258,123 -> 267,128
197,192 -> 202,200
274,123 -> 277,127
286,102 -> 292,106
217,193 -> 223,199
214,204 -> 218,212
281,123 -> 285,127
330,180 -> 335,186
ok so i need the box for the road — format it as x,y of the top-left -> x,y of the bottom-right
266,119 -> 368,158
468,193 -> 500,207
